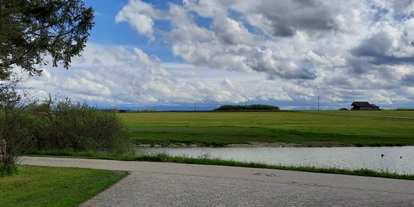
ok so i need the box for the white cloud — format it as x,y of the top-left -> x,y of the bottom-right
164,4 -> 212,43
11,0 -> 414,109
19,44 -> 304,108
115,0 -> 168,40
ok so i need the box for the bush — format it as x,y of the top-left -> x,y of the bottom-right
0,79 -> 132,175
30,98 -> 132,154
395,108 -> 414,111
0,107 -> 35,165
0,81 -> 34,173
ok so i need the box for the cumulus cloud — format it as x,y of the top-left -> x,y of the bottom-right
211,15 -> 263,45
22,44 -> 310,108
115,0 -> 168,40
164,4 -> 213,43
14,0 -> 414,109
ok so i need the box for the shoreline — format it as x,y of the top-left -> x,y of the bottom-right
134,142 -> 410,148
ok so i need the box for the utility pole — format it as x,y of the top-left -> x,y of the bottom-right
194,102 -> 197,111
318,96 -> 320,111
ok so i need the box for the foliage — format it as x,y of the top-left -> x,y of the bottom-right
0,165 -> 127,207
394,108 -> 414,111
215,104 -> 280,111
0,81 -> 34,171
0,79 -> 132,173
30,98 -> 132,154
0,0 -> 94,80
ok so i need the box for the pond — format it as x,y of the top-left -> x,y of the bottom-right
137,146 -> 414,175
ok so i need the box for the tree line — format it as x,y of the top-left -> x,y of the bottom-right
215,104 -> 280,111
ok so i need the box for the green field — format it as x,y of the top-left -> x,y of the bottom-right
120,111 -> 414,146
0,165 -> 127,207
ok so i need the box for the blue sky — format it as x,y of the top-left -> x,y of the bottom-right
15,0 -> 414,110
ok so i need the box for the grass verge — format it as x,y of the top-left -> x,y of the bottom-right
26,150 -> 414,180
0,165 -> 127,207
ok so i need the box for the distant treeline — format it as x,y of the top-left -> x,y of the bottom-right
100,109 -> 155,113
394,108 -> 414,111
215,104 -> 280,111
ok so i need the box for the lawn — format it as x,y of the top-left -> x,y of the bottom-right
0,165 -> 127,207
120,111 -> 414,146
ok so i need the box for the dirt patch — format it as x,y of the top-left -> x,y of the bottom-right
227,142 -> 352,148
135,142 -> 353,148
135,143 -> 204,148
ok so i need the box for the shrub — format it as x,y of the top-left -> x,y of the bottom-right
0,79 -> 132,175
30,98 -> 132,154
0,81 -> 34,173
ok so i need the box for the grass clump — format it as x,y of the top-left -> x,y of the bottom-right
0,165 -> 127,207
0,164 -> 18,177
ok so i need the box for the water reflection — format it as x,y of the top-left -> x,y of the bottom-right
138,146 -> 414,175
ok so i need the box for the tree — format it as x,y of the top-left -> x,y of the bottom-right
0,0 -> 94,80
0,80 -> 34,176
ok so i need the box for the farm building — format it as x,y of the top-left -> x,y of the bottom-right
351,102 -> 380,110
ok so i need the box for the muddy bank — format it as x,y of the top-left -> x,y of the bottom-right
135,142 -> 354,148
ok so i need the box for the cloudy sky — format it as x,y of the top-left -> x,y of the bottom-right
16,0 -> 414,110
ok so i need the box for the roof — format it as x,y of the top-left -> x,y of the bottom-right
351,102 -> 372,107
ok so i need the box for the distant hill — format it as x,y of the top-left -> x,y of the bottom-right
214,104 -> 280,111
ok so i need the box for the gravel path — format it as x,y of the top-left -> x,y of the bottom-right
21,157 -> 414,207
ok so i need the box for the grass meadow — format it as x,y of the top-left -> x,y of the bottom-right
120,111 -> 414,146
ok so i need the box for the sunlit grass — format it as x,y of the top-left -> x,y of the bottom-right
0,165 -> 127,207
118,111 -> 414,146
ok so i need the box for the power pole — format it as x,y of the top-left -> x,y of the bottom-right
318,96 -> 320,111
195,102 -> 197,111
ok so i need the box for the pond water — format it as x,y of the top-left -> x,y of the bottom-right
137,146 -> 414,175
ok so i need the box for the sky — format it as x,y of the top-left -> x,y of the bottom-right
14,0 -> 414,110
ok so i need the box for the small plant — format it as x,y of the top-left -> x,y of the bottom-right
0,164 -> 18,177
197,149 -> 212,159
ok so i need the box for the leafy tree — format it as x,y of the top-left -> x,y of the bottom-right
0,0 -> 94,80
